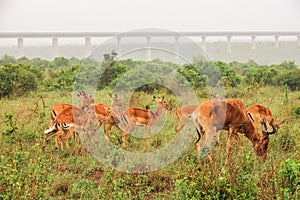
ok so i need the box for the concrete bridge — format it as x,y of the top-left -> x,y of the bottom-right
0,31 -> 300,59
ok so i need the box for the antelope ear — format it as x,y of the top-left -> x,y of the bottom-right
153,96 -> 157,100
162,96 -> 165,100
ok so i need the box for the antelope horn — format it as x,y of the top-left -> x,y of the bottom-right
262,119 -> 276,135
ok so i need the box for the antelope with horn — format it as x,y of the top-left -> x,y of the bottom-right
191,98 -> 276,165
246,104 -> 283,132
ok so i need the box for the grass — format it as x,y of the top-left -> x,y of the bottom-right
1,86 -> 300,199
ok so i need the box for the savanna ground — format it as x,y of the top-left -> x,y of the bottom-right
1,86 -> 300,199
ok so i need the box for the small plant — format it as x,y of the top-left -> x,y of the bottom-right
294,106 -> 300,117
278,158 -> 300,198
2,114 -> 18,135
278,132 -> 296,152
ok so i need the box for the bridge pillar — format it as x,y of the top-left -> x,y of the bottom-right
146,36 -> 151,61
201,36 -> 206,51
85,37 -> 91,58
297,35 -> 300,46
251,36 -> 256,50
274,35 -> 279,48
227,36 -> 232,54
174,36 -> 179,60
52,37 -> 59,58
117,36 -> 122,56
17,37 -> 24,58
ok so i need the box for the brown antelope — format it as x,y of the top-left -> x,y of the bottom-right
191,98 -> 276,165
120,96 -> 170,147
44,106 -> 99,151
43,104 -> 73,150
90,94 -> 123,138
246,104 -> 283,131
175,105 -> 198,133
43,91 -> 95,150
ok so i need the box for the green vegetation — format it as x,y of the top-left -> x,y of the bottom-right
1,54 -> 300,97
1,54 -> 300,199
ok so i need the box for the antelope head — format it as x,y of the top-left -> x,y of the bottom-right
153,96 -> 170,110
110,93 -> 122,107
254,120 -> 276,161
77,91 -> 95,110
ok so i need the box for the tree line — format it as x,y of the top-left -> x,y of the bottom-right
0,54 -> 299,98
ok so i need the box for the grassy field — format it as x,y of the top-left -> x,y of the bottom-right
1,86 -> 300,199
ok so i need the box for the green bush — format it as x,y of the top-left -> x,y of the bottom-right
44,65 -> 79,91
177,64 -> 207,89
215,61 -> 241,87
244,67 -> 279,86
272,60 -> 298,70
113,63 -> 165,93
98,61 -> 129,90
75,64 -> 101,91
278,158 -> 300,197
178,61 -> 223,89
0,63 -> 40,97
273,69 -> 300,91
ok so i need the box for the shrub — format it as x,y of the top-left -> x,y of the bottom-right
278,132 -> 296,152
177,64 -> 207,89
178,61 -> 223,89
0,63 -> 40,97
272,60 -> 298,70
98,61 -> 128,90
278,158 -> 300,197
215,61 -> 241,87
244,67 -> 279,86
53,57 -> 69,68
44,65 -> 79,91
273,69 -> 300,91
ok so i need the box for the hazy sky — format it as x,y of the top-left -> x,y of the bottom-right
1,0 -> 300,32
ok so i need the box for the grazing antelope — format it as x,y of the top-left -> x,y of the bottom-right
44,106 -> 99,151
191,98 -> 276,165
246,104 -> 283,131
43,91 -> 95,150
120,96 -> 170,147
90,93 -> 123,138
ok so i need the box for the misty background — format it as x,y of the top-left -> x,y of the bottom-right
0,0 -> 300,64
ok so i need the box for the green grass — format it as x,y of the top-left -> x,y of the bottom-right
1,86 -> 300,199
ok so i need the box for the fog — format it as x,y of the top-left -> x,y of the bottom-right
1,0 -> 300,32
